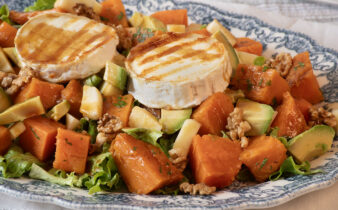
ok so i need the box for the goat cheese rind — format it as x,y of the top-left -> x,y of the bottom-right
125,32 -> 231,109
15,12 -> 119,83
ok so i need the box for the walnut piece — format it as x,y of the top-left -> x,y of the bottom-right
113,24 -> 133,51
168,149 -> 187,172
308,107 -> 337,129
97,113 -> 122,134
226,108 -> 251,148
0,67 -> 37,95
73,3 -> 100,21
179,182 -> 216,195
265,53 -> 293,77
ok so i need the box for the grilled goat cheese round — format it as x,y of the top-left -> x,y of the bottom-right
125,32 -> 232,109
15,12 -> 119,83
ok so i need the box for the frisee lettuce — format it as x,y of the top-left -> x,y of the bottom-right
269,156 -> 323,181
29,151 -> 121,194
24,0 -> 56,12
0,146 -> 44,178
0,5 -> 13,25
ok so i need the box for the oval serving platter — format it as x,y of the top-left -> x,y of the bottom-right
0,0 -> 337,209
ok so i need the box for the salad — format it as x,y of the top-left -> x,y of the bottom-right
0,0 -> 336,196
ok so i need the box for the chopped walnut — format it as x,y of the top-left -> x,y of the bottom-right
265,53 -> 293,77
97,113 -> 123,134
72,3 -> 100,21
0,67 -> 37,95
179,182 -> 216,195
226,108 -> 251,148
113,24 -> 132,51
168,149 -> 187,172
308,107 -> 337,129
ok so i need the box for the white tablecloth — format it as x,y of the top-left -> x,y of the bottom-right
0,0 -> 337,209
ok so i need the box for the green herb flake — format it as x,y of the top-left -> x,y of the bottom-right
0,5 -> 13,25
30,127 -> 40,140
159,166 -> 162,173
258,78 -> 263,86
246,79 -> 253,91
117,12 -> 124,21
167,170 -> 172,175
200,24 -> 207,29
294,62 -> 305,71
266,80 -> 272,86
113,96 -> 127,108
259,158 -> 268,170
316,143 -> 328,152
65,138 -> 72,146
132,146 -> 137,151
272,97 -> 277,106
100,16 -> 109,21
262,66 -> 269,72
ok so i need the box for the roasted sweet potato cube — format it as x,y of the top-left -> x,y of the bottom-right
0,126 -> 11,155
111,133 -> 183,194
272,92 -> 307,138
192,92 -> 234,135
61,80 -> 83,117
189,135 -> 242,188
15,78 -> 64,109
240,135 -> 287,182
20,116 -> 65,161
295,98 -> 312,121
53,128 -> 90,174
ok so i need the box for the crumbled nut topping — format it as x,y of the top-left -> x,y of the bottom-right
73,3 -> 100,21
97,113 -> 123,134
168,149 -> 187,172
226,108 -> 251,148
264,53 -> 293,77
179,182 -> 216,195
112,24 -> 133,51
0,67 -> 37,95
308,107 -> 337,128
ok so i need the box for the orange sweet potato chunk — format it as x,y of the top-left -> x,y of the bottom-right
20,116 -> 65,161
192,92 -> 234,135
0,126 -> 12,155
53,128 -> 90,174
100,0 -> 129,27
235,37 -> 263,56
151,9 -> 188,26
295,98 -> 312,121
286,52 -> 324,104
103,94 -> 134,128
189,135 -> 242,188
271,92 -> 307,138
61,80 -> 83,117
240,135 -> 287,182
15,78 -> 64,109
232,64 -> 290,105
111,133 -> 183,194
0,22 -> 17,48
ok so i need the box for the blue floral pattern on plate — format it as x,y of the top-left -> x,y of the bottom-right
0,0 -> 337,209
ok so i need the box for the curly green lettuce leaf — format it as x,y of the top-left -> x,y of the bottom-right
24,0 -> 56,12
0,5 -> 13,25
122,128 -> 163,148
0,146 -> 44,178
269,156 -> 323,181
28,151 -> 121,194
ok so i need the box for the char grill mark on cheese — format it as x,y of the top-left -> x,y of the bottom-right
16,13 -> 114,64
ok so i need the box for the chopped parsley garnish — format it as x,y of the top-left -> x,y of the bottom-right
113,96 -> 127,108
167,170 -> 172,175
262,66 -> 269,72
258,78 -> 263,86
316,143 -> 328,152
272,97 -> 277,106
266,80 -> 272,86
100,16 -> 109,21
259,158 -> 268,170
117,12 -> 124,21
30,127 -> 40,140
159,166 -> 162,173
133,146 -> 137,151
293,62 -> 305,70
65,138 -> 72,146
200,24 -> 207,29
132,27 -> 154,43
246,79 -> 253,91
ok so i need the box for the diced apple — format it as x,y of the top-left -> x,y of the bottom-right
66,113 -> 80,130
80,85 -> 103,120
129,106 -> 162,131
9,121 -> 26,139
207,19 -> 237,46
167,24 -> 186,33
